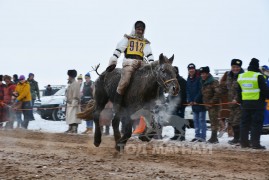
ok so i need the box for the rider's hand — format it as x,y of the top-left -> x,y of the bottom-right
106,64 -> 116,72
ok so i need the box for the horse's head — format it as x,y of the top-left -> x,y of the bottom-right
156,53 -> 180,96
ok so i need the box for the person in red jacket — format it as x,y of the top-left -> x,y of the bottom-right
3,75 -> 16,129
0,75 -> 6,128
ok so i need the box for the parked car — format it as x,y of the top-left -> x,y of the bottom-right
34,88 -> 66,121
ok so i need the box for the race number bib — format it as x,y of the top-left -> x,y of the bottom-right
126,39 -> 145,57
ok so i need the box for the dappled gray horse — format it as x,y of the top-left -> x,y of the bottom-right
82,54 -> 179,151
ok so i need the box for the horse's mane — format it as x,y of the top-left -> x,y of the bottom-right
139,60 -> 159,71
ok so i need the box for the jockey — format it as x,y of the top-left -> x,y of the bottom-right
106,21 -> 154,111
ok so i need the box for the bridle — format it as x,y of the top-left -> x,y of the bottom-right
149,63 -> 177,90
160,77 -> 177,90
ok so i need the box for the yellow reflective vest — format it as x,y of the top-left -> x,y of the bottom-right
237,71 -> 262,100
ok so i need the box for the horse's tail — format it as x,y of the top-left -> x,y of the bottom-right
76,99 -> 96,120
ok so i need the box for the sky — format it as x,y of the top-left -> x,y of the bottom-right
0,0 -> 269,89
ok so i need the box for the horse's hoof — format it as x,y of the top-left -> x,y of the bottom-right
115,143 -> 125,152
139,135 -> 151,142
94,141 -> 101,147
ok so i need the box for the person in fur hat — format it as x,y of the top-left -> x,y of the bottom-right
220,59 -> 244,145
237,58 -> 269,149
199,66 -> 221,144
65,69 -> 81,134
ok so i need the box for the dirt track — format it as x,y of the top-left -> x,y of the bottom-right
1,130 -> 269,180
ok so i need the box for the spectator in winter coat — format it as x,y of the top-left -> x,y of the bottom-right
3,75 -> 16,129
65,70 -> 81,134
13,74 -> 19,84
260,65 -> 269,126
44,85 -> 53,96
77,74 -> 84,93
14,75 -> 32,129
168,66 -> 187,141
81,72 -> 95,134
0,75 -> 6,128
28,73 -> 40,120
220,59 -> 244,145
200,66 -> 221,144
12,74 -> 22,127
186,63 -> 207,142
238,58 -> 269,149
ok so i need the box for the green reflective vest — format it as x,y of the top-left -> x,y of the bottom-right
237,71 -> 261,100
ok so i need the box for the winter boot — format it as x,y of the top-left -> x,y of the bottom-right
228,126 -> 240,145
105,125 -> 110,135
207,131 -> 219,144
65,125 -> 72,133
70,124 -> 78,134
82,127 -> 93,134
113,92 -> 123,113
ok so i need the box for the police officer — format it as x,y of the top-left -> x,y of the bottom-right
105,21 -> 154,111
237,58 -> 268,149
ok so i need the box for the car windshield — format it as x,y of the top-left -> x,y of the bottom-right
54,88 -> 66,96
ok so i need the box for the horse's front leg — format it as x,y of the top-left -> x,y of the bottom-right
112,113 -> 121,145
115,117 -> 133,151
93,111 -> 102,147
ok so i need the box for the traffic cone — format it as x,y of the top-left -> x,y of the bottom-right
133,116 -> 146,135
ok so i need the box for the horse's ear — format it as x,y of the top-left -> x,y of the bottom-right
169,54 -> 174,64
159,53 -> 165,64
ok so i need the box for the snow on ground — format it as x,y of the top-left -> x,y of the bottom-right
20,113 -> 269,150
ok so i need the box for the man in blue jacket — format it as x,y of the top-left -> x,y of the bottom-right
186,63 -> 207,142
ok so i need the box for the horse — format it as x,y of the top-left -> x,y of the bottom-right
78,53 -> 179,151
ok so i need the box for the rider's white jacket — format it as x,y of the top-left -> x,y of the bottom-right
108,24 -> 154,66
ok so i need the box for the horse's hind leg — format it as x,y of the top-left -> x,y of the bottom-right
93,110 -> 102,147
112,113 -> 121,145
93,98 -> 108,147
116,116 -> 133,151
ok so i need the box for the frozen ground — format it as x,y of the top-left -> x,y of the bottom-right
25,113 -> 269,150
1,113 -> 269,179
